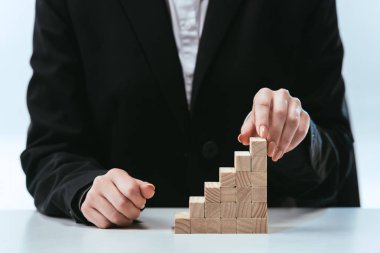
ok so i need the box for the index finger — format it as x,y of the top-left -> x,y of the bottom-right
253,88 -> 273,139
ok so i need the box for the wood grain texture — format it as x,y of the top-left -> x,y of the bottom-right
205,218 -> 221,233
205,202 -> 221,218
251,156 -> 267,172
204,182 -> 221,203
189,196 -> 205,218
252,202 -> 267,218
221,202 -> 236,218
219,167 -> 236,187
221,218 -> 237,234
237,218 -> 254,233
249,137 -> 267,157
252,187 -> 267,202
237,201 -> 252,218
234,151 -> 251,171
252,218 -> 268,233
251,172 -> 267,187
190,218 -> 206,234
220,187 -> 236,202
174,212 -> 190,234
236,171 -> 251,187
236,187 -> 252,203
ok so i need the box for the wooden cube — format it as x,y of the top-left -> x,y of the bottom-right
251,172 -> 267,187
237,201 -> 252,218
221,218 -> 237,234
251,156 -> 267,172
205,218 -> 221,233
234,151 -> 251,171
204,182 -> 220,203
174,212 -> 190,234
237,218 -> 254,233
249,137 -> 267,157
190,218 -> 206,233
237,187 -> 252,203
252,218 -> 268,233
205,202 -> 221,218
221,202 -> 236,218
219,167 -> 236,187
252,187 -> 267,202
220,187 -> 236,202
252,202 -> 267,218
236,171 -> 251,187
189,196 -> 205,218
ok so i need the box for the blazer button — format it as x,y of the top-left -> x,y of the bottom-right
202,141 -> 219,159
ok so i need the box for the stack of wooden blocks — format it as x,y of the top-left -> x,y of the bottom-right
174,137 -> 268,234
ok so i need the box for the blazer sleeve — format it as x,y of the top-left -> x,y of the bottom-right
269,0 -> 358,206
20,0 -> 107,222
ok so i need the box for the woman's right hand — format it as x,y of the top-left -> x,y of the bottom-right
81,168 -> 155,228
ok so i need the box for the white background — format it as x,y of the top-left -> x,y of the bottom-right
0,0 -> 379,209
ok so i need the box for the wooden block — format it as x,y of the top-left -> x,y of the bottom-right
221,218 -> 237,234
221,202 -> 236,218
237,218 -> 254,233
204,182 -> 220,203
251,156 -> 267,172
190,218 -> 206,233
205,218 -> 221,233
189,196 -> 205,218
252,218 -> 268,233
219,167 -> 236,187
236,187 -> 252,203
220,187 -> 236,202
237,201 -> 252,218
249,137 -> 267,157
234,151 -> 251,171
174,212 -> 191,234
236,171 -> 251,187
252,202 -> 267,218
205,202 -> 221,218
252,187 -> 267,202
251,172 -> 267,187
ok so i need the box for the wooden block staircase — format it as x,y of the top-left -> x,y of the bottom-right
174,137 -> 268,234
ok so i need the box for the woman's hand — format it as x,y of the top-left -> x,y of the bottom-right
238,88 -> 310,162
81,168 -> 155,228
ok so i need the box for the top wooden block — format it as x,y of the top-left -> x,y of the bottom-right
234,151 -> 251,171
249,137 -> 267,157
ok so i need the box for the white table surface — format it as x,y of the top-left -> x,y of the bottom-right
2,208 -> 379,253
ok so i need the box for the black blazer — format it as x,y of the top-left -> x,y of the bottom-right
21,0 -> 360,223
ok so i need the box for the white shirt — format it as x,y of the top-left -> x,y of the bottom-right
166,0 -> 209,106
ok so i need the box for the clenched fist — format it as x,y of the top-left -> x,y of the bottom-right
238,88 -> 310,162
81,168 -> 155,228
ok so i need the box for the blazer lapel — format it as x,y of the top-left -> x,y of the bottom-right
119,0 -> 189,135
190,0 -> 245,112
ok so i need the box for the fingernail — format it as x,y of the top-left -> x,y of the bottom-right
259,125 -> 267,138
273,150 -> 283,162
237,134 -> 242,143
148,184 -> 155,191
268,142 -> 276,157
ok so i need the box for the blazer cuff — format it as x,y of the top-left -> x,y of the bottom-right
68,170 -> 106,225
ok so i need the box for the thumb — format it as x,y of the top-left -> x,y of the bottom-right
136,179 -> 155,199
238,111 -> 257,146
